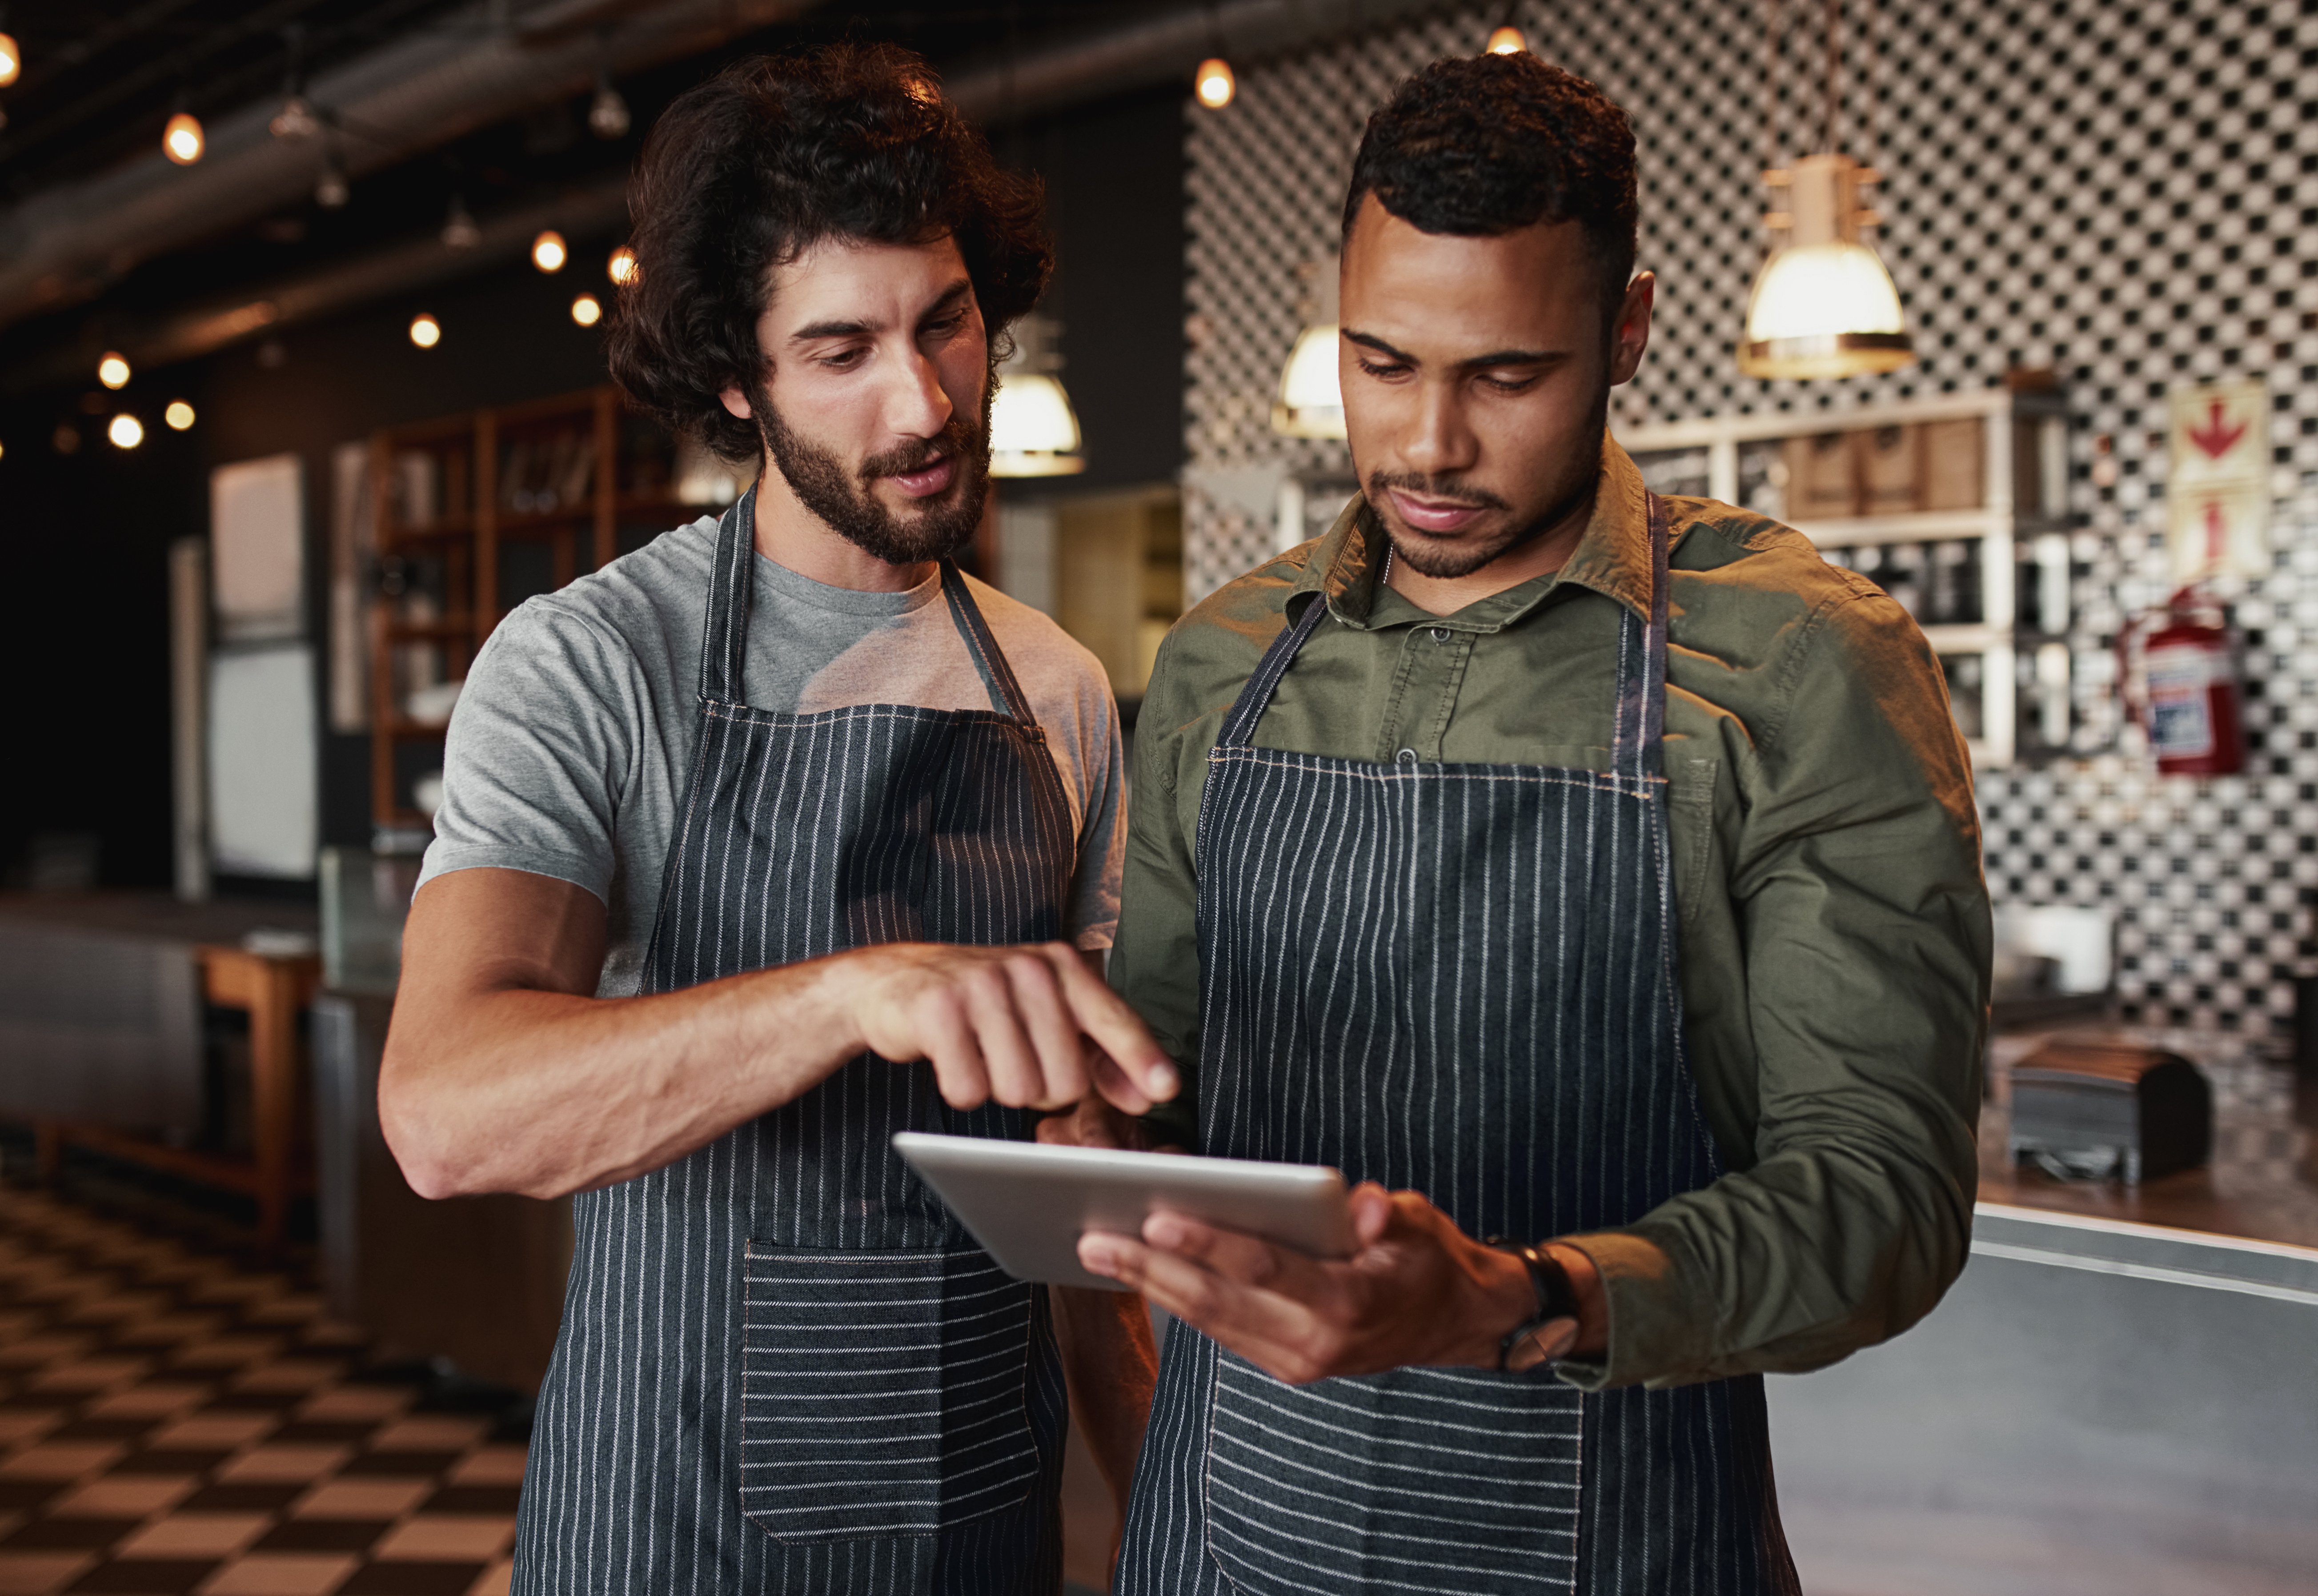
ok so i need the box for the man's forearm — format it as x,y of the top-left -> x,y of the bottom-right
383,954 -> 868,1201
1050,1284 -> 1159,1517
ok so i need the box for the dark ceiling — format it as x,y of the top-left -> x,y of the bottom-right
0,1 -> 1202,377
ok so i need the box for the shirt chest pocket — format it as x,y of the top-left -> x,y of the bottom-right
1671,755 -> 1721,928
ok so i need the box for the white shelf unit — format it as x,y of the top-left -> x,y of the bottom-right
1617,388 -> 2071,769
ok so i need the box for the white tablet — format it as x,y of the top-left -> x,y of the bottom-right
892,1132 -> 1355,1292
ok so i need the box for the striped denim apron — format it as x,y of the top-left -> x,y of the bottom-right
1117,494 -> 1797,1596
512,491 -> 1073,1596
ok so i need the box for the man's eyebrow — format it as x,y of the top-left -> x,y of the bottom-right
916,280 -> 974,323
1343,327 -> 1412,362
1343,327 -> 1566,369
786,279 -> 975,345
788,315 -> 873,343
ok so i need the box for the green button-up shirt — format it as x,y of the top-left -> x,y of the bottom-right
1112,440 -> 1990,1391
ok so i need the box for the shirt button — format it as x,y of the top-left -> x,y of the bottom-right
1431,627 -> 1450,643
1396,748 -> 1418,765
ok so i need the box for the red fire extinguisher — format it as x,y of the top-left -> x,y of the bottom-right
2120,585 -> 2244,777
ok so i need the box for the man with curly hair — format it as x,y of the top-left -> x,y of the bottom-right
1073,50 -> 1987,1596
378,44 -> 1174,1594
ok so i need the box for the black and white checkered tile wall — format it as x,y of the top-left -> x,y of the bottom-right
1183,0 -> 2318,1040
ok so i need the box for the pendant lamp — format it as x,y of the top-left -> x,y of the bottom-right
1736,1 -> 1914,380
1271,253 -> 1345,440
990,314 -> 1086,478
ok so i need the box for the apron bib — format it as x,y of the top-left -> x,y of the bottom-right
513,491 -> 1074,1596
1118,495 -> 1797,1596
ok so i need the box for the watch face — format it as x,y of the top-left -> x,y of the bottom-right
1506,1317 -> 1580,1373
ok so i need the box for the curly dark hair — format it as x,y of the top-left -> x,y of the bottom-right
610,43 -> 1054,463
1343,53 -> 1637,312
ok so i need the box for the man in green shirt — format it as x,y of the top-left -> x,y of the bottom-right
1075,51 -> 1988,1596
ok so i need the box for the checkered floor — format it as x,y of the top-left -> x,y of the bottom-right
0,1185 -> 521,1596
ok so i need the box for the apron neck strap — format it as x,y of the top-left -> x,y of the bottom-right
700,485 -> 758,703
938,559 -> 1040,725
1218,491 -> 1675,767
1216,587 -> 1331,750
1610,491 -> 1672,782
698,486 -> 1038,726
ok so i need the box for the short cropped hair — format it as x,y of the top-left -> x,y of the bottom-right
1343,53 -> 1638,308
610,43 -> 1053,462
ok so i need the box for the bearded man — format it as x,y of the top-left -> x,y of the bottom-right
379,44 -> 1173,1595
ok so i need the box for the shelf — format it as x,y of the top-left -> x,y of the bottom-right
384,617 -> 475,642
381,516 -> 476,545
494,505 -> 598,533
1796,509 -> 2006,548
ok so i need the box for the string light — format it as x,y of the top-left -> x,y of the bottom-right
316,146 -> 349,208
109,414 -> 144,450
570,293 -> 602,327
531,230 -> 567,273
440,194 -> 481,250
589,72 -> 630,140
409,313 -> 441,348
1194,56 -> 1235,109
0,30 -> 20,88
607,245 -> 638,285
164,110 -> 205,165
97,352 -> 131,389
165,401 -> 196,431
270,94 -> 320,140
1488,25 -> 1527,54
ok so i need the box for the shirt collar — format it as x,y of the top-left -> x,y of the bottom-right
1291,435 -> 1656,632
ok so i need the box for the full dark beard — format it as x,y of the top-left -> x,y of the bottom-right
755,379 -> 994,566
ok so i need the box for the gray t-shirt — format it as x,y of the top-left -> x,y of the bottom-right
420,515 -> 1124,998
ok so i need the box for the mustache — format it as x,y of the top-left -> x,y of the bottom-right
862,415 -> 979,483
1365,470 -> 1511,514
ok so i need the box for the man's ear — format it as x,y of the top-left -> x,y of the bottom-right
1608,271 -> 1655,386
718,385 -> 753,421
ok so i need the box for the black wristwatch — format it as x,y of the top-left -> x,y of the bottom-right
1484,1237 -> 1580,1373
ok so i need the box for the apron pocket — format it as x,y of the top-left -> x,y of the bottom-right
1204,1352 -> 1583,1596
739,1244 -> 1040,1542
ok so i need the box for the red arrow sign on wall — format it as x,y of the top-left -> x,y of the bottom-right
2187,399 -> 2247,461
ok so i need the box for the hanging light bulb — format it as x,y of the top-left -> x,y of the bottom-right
1271,253 -> 1346,440
532,230 -> 568,273
1487,24 -> 1526,54
409,313 -> 441,349
440,194 -> 481,250
0,30 -> 20,87
163,110 -> 205,165
109,414 -> 145,450
97,352 -> 131,390
165,401 -> 196,431
1195,56 -> 1235,109
316,146 -> 349,208
607,245 -> 638,286
1736,154 -> 1914,379
270,94 -> 320,140
589,72 -> 631,140
989,315 -> 1086,477
571,293 -> 602,327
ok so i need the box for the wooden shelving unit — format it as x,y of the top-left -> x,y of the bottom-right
367,385 -> 683,830
1618,385 -> 2072,769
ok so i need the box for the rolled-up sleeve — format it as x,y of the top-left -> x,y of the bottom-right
1565,588 -> 1989,1391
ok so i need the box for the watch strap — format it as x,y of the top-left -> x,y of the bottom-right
1484,1237 -> 1579,1373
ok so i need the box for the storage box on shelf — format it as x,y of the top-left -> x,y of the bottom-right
1620,384 -> 2072,768
366,386 -> 688,831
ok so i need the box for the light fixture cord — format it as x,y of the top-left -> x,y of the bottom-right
1761,0 -> 1781,176
1821,0 -> 1841,154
